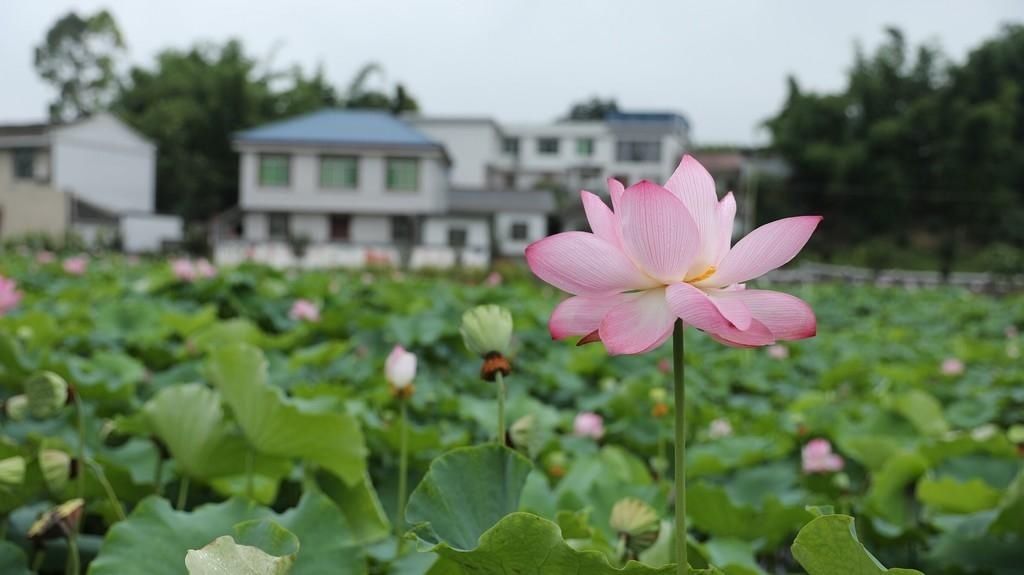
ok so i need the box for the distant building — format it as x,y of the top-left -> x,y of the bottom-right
217,108 -> 690,268
0,113 -> 182,251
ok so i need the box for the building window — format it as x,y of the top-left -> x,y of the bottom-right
386,158 -> 419,191
615,141 -> 662,163
330,214 -> 350,241
12,148 -> 35,180
392,216 -> 413,242
576,138 -> 594,157
502,137 -> 519,155
502,172 -> 516,188
537,138 -> 560,155
510,222 -> 529,240
268,212 -> 289,239
259,154 -> 290,187
320,156 -> 358,189
448,227 -> 468,248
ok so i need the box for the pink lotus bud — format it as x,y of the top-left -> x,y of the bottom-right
573,412 -> 605,440
289,299 -> 320,323
485,272 -> 503,286
708,418 -> 733,439
171,258 -> 196,282
62,256 -> 88,276
36,251 -> 55,264
802,438 -> 844,474
940,358 -> 964,376
0,276 -> 23,315
767,344 -> 789,359
385,345 -> 417,391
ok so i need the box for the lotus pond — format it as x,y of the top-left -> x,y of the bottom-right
0,255 -> 1021,574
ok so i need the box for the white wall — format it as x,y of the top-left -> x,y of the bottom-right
350,215 -> 392,244
238,145 -> 449,214
422,216 -> 490,250
244,213 -> 269,241
51,113 -> 156,213
495,212 -> 546,256
411,120 -> 502,189
290,213 -> 328,242
120,213 -> 183,252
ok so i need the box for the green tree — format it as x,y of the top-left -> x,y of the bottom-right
34,10 -> 126,122
564,97 -> 619,121
113,40 -> 337,221
766,25 -> 1024,269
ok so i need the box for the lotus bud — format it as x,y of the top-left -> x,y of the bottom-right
609,497 -> 660,537
460,305 -> 513,381
4,394 -> 29,421
40,449 -> 72,493
509,414 -> 536,451
573,412 -> 605,440
544,451 -> 568,479
0,456 -> 26,488
385,346 -> 416,399
648,388 -> 667,403
28,498 -> 84,541
24,371 -> 70,419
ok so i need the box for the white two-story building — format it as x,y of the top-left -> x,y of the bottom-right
0,113 -> 182,251
218,108 -> 690,268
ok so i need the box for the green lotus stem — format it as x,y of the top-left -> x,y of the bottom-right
495,370 -> 506,445
395,399 -> 409,555
672,319 -> 687,573
73,394 -> 85,500
176,476 -> 190,510
153,454 -> 163,496
245,448 -> 255,500
87,460 -> 126,521
31,548 -> 45,573
66,532 -> 80,575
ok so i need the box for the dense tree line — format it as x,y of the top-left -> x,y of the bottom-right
766,26 -> 1024,272
34,10 -> 419,222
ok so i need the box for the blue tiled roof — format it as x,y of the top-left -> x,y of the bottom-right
235,109 -> 441,149
606,110 -> 690,131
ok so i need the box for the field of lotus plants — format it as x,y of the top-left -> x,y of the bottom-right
0,248 -> 1020,575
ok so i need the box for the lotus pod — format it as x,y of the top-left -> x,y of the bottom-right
0,456 -> 26,489
610,497 -> 660,537
28,498 -> 84,541
4,395 -> 28,421
40,449 -> 72,493
24,371 -> 69,419
460,305 -> 514,358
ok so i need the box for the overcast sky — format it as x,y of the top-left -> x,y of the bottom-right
2,1 -> 1020,144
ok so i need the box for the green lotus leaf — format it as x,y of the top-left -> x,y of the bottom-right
90,492 -> 364,575
206,343 -> 367,485
989,469 -> 1024,535
142,383 -> 289,483
0,540 -> 30,575
406,444 -> 533,550
893,390 -> 949,436
185,520 -> 300,575
916,474 -> 1002,514
791,514 -> 923,574
686,481 -> 807,548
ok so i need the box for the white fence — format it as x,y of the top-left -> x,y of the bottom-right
214,241 -> 491,270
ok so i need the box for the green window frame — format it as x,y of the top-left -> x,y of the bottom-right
537,138 -> 560,155
258,154 -> 290,187
576,138 -> 594,157
320,155 -> 359,189
386,158 -> 419,191
12,148 -> 35,180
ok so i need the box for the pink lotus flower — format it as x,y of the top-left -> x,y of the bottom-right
941,357 -> 964,376
708,418 -> 733,439
767,344 -> 790,359
385,345 -> 417,390
0,276 -> 22,315
171,258 -> 196,282
36,251 -> 55,264
196,258 -> 217,278
62,256 -> 88,276
526,155 -> 820,355
573,412 -> 605,440
485,272 -> 503,286
802,438 -> 844,474
289,299 -> 320,323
